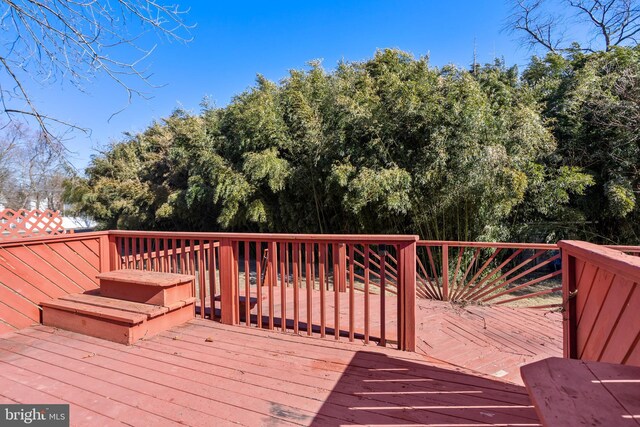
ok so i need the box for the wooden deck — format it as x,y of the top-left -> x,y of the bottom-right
0,319 -> 542,426
205,287 -> 563,385
414,300 -> 563,385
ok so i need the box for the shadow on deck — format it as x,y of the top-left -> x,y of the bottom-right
0,319 -> 540,426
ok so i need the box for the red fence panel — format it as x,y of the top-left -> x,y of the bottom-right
560,240 -> 640,366
0,232 -> 106,333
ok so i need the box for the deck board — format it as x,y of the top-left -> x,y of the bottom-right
0,320 -> 541,426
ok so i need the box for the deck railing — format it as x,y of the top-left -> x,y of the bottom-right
2,230 -> 639,356
108,231 -> 418,351
560,240 -> 640,365
416,241 -> 563,309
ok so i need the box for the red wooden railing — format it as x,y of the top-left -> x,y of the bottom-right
560,241 -> 640,365
109,231 -> 418,351
1,229 -> 638,356
416,241 -> 562,309
0,231 -> 109,333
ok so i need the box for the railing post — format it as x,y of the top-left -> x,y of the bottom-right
442,244 -> 449,301
99,232 -> 118,273
562,248 -> 577,359
108,233 -> 118,271
397,240 -> 417,351
219,238 -> 239,325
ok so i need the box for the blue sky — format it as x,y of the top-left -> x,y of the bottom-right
34,1 -> 538,170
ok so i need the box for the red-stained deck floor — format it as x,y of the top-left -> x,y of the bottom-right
0,319 -> 542,426
206,287 -> 563,386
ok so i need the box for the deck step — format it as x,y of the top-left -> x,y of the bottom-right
41,297 -> 149,325
97,269 -> 194,306
42,293 -> 195,345
43,269 -> 196,345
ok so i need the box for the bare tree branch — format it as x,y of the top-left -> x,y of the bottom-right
508,0 -> 640,52
508,0 -> 565,52
0,0 -> 192,145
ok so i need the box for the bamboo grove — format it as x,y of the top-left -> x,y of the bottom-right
64,47 -> 640,244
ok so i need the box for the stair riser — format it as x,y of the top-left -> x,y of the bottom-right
43,303 -> 195,345
100,280 -> 192,306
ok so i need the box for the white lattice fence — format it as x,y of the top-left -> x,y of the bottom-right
0,209 -> 67,239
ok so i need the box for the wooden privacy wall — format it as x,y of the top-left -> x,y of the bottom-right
0,209 -> 67,239
560,240 -> 640,365
0,232 -> 108,334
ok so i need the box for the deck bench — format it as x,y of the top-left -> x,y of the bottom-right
520,357 -> 640,426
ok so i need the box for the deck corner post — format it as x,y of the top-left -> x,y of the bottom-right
108,233 -> 118,271
219,238 -> 239,325
398,240 -> 417,351
100,232 -> 118,273
561,247 -> 577,359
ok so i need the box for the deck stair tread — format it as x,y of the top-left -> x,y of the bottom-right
58,293 -> 169,318
41,297 -> 149,325
96,269 -> 194,287
520,357 -> 640,427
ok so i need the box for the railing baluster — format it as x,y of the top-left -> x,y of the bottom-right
452,247 -> 481,301
146,238 -> 152,270
189,239 -> 196,276
293,242 -> 299,334
319,243 -> 326,338
285,243 -> 290,289
209,240 -> 217,320
124,237 -> 130,269
268,241 -> 277,330
348,244 -> 355,342
172,239 -> 178,273
153,237 -> 160,272
380,249 -> 386,347
334,243 -> 340,340
279,242 -> 286,332
456,247 -> 499,301
177,239 -> 184,274
244,240 -> 250,326
426,246 -> 442,300
199,240 -> 206,319
449,246 -> 464,299
306,243 -> 312,336
256,241 -> 262,329
442,244 -> 449,301
364,243 -> 370,344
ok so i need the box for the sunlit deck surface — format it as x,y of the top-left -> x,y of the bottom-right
414,300 -> 563,385
0,319 -> 542,426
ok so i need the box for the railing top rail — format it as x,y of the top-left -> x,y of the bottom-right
559,240 -> 640,283
109,230 -> 420,243
417,240 -> 559,250
0,230 -> 109,249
